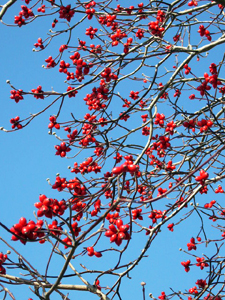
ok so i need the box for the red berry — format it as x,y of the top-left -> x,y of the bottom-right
112,166 -> 123,175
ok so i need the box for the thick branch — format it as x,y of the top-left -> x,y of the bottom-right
0,274 -> 110,300
0,0 -> 17,20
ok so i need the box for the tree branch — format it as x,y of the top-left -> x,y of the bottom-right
0,0 -> 17,21
213,0 -> 225,6
0,274 -> 111,300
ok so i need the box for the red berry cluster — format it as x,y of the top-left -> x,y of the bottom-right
203,72 -> 221,89
21,5 -> 34,18
154,113 -> 165,127
10,89 -> 23,103
98,14 -> 117,29
119,112 -> 130,121
65,127 -> 78,143
132,209 -> 143,220
136,29 -> 144,39
48,220 -> 62,237
10,116 -> 22,129
37,5 -> 45,13
45,56 -> 56,68
196,279 -> 207,289
148,209 -> 166,223
195,169 -> 209,185
200,185 -> 208,194
90,44 -> 102,54
196,80 -> 211,96
137,184 -> 147,195
35,194 -> 67,218
209,63 -> 218,74
167,223 -> 174,231
173,34 -> 180,42
87,247 -> 102,257
113,152 -> 123,163
34,38 -> 44,49
188,0 -> 198,6
14,15 -> 25,27
48,116 -> 60,130
66,72 -> 75,81
148,20 -> 164,37
59,5 -> 75,22
184,64 -> 191,75
85,1 -> 96,20
215,185 -> 224,193
158,292 -> 166,300
85,26 -> 98,39
147,153 -> 163,168
0,253 -> 7,274
65,76 -> 76,86
79,131 -> 96,147
157,187 -> 168,196
59,44 -> 68,53
157,10 -> 165,22
51,176 -> 67,191
105,219 -> 130,246
14,5 -> 34,27
129,91 -> 139,100
59,60 -> 70,74
165,160 -> 176,171
10,218 -> 44,244
55,142 -> 71,157
31,86 -> 44,99
112,159 -> 140,175
197,119 -> 213,132
189,286 -> 198,294
141,114 -> 148,123
53,177 -> 86,196
69,52 -> 92,82
62,222 -> 81,248
110,29 -> 127,46
83,83 -> 108,110
71,157 -> 102,174
151,135 -> 171,157
204,200 -> 216,208
142,126 -> 150,136
173,89 -> 181,97
101,67 -> 118,82
196,257 -> 209,270
70,198 -> 86,220
67,86 -> 78,98
187,237 -> 196,251
165,121 -> 176,135
52,19 -> 58,28
125,5 -> 134,15
181,260 -> 191,272
198,25 -> 211,41
105,206 -> 119,219
183,119 -> 196,132
123,37 -> 133,54
137,3 -> 146,20
122,99 -> 131,108
91,199 -> 101,216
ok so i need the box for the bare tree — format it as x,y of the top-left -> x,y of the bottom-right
1,1 -> 225,299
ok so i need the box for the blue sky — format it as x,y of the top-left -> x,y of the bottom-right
0,1 -> 225,300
